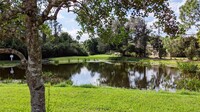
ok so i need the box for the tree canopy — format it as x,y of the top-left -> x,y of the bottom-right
179,0 -> 200,30
76,0 -> 178,37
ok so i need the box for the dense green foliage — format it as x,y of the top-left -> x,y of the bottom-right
177,62 -> 198,74
176,78 -> 200,92
42,32 -> 87,58
179,0 -> 200,29
177,62 -> 200,91
0,32 -> 87,60
163,36 -> 199,60
76,0 -> 178,37
83,17 -> 152,57
0,84 -> 200,112
82,32 -> 200,60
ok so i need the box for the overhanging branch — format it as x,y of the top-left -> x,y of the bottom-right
46,2 -> 65,21
40,0 -> 80,24
0,48 -> 27,65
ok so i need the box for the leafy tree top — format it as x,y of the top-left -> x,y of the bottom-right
180,0 -> 200,30
0,0 -> 178,40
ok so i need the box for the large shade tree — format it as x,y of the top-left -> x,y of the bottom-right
130,17 -> 151,57
0,0 -> 178,111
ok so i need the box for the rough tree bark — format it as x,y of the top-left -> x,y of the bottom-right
25,24 -> 45,111
0,0 -> 67,111
1,0 -> 77,111
24,0 -> 45,111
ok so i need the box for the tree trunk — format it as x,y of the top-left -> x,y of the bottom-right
24,0 -> 46,111
170,53 -> 172,59
26,24 -> 46,112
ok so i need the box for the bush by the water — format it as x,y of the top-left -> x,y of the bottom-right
177,62 -> 198,73
176,78 -> 200,92
176,62 -> 200,92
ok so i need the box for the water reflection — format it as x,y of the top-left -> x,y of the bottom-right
0,67 -> 25,79
71,67 -> 100,85
0,62 -> 180,90
128,65 -> 180,91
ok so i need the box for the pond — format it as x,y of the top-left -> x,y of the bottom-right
0,62 -> 182,91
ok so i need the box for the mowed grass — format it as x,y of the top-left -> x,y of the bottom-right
0,61 -> 20,68
0,84 -> 200,112
49,54 -> 120,64
49,54 -> 118,61
1,54 -> 200,67
51,54 -> 117,60
49,54 -> 199,67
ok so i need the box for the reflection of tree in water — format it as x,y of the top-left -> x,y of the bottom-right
149,66 -> 167,89
148,65 -> 179,90
126,64 -> 179,90
85,62 -> 180,90
131,65 -> 148,89
85,62 -> 131,88
1,62 -> 180,90
0,67 -> 25,80
43,63 -> 83,80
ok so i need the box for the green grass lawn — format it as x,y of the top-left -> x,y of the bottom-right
1,54 -> 200,67
0,61 -> 20,68
49,54 -> 119,64
0,84 -> 200,112
49,54 -> 199,67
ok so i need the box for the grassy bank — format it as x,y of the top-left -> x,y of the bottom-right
49,54 -> 198,67
0,84 -> 200,112
1,54 -> 200,67
0,61 -> 20,68
49,54 -> 119,64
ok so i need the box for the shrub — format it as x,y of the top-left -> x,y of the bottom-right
177,62 -> 198,73
66,80 -> 73,86
54,80 -> 73,87
77,84 -> 97,88
54,82 -> 68,87
176,78 -> 200,92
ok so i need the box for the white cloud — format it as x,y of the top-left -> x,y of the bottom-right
57,13 -> 64,19
169,0 -> 187,22
187,26 -> 198,34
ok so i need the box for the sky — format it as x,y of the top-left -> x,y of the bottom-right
57,0 -> 197,42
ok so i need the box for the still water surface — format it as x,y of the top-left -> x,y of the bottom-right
0,62 -> 180,91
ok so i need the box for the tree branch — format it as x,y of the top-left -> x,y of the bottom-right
0,48 -> 27,65
40,0 -> 79,24
46,2 -> 65,21
39,2 -> 65,24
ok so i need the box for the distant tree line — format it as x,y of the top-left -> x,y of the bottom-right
83,17 -> 200,60
0,32 -> 87,60
1,17 -> 199,61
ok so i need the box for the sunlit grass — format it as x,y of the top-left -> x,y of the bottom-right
0,84 -> 200,112
50,54 -> 117,61
0,61 -> 20,68
49,55 -> 195,67
1,55 -> 200,67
